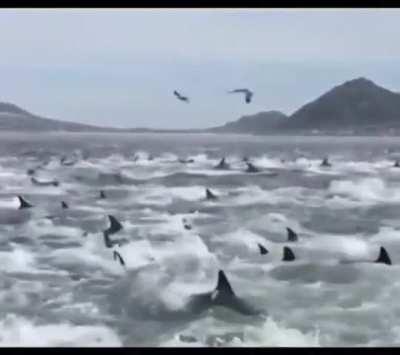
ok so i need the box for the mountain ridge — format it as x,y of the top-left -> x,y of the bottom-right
2,77 -> 400,135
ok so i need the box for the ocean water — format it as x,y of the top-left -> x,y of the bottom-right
1,132 -> 400,347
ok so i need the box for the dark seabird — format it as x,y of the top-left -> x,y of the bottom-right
228,89 -> 253,103
173,90 -> 190,103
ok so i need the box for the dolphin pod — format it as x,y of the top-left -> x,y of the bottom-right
6,150 -> 397,322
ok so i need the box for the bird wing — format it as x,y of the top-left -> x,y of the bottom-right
228,89 -> 249,94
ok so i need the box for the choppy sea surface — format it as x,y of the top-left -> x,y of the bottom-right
2,132 -> 400,347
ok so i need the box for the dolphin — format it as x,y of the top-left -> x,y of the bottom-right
99,190 -> 106,199
205,188 -> 218,201
178,158 -> 195,164
18,196 -> 33,209
61,201 -> 69,209
394,160 -> 400,168
113,250 -> 126,267
375,246 -> 392,265
282,246 -> 296,261
214,157 -> 230,170
246,162 -> 260,173
182,218 -> 192,230
286,227 -> 298,242
60,155 -> 77,166
320,157 -> 332,167
103,215 -> 128,248
257,243 -> 269,255
185,270 -> 260,316
31,176 -> 59,187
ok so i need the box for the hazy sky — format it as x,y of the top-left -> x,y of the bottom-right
1,9 -> 400,129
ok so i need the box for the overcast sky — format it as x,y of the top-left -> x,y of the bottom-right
1,9 -> 400,129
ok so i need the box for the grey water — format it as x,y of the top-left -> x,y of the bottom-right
1,132 -> 400,346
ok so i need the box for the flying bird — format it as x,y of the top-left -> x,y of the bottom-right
228,89 -> 253,103
173,90 -> 189,103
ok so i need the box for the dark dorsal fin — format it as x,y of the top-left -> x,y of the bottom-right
321,157 -> 331,167
103,231 -> 113,248
394,160 -> 400,168
375,246 -> 392,265
215,157 -> 228,169
18,196 -> 33,209
286,227 -> 298,242
214,270 -> 235,296
258,243 -> 269,255
282,246 -> 296,261
61,201 -> 69,209
106,215 -> 123,235
100,190 -> 106,199
206,188 -> 218,200
113,250 -> 126,266
246,162 -> 259,173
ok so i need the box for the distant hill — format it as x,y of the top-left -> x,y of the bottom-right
284,77 -> 400,132
2,77 -> 400,135
0,102 -> 111,132
209,111 -> 288,134
211,77 -> 400,135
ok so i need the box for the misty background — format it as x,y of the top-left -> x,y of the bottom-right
1,9 -> 400,129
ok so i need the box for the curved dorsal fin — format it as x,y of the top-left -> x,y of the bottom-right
18,196 -> 33,209
113,250 -> 126,266
100,190 -> 106,199
282,246 -> 296,261
106,215 -> 123,235
375,246 -> 392,265
206,188 -> 218,200
286,227 -> 298,242
61,201 -> 69,209
258,243 -> 268,255
214,270 -> 235,296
